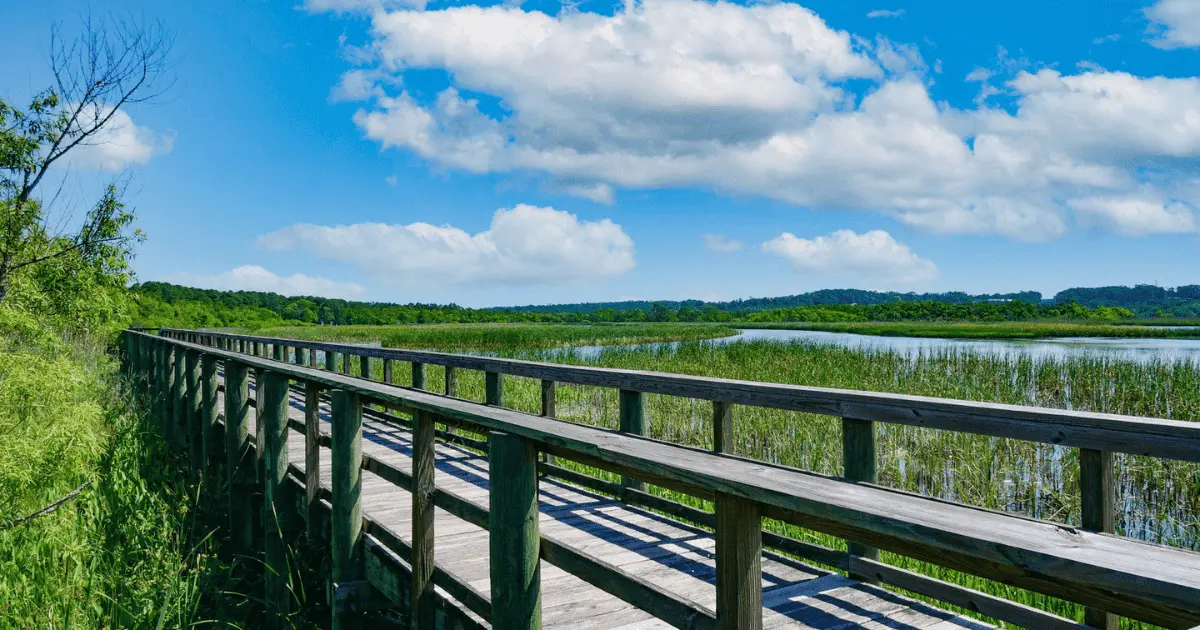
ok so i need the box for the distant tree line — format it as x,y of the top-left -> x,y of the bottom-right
130,281 -> 1166,330
490,289 -> 1046,314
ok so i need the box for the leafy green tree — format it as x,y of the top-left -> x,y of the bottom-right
0,17 -> 170,306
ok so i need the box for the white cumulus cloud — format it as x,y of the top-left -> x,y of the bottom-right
62,105 -> 172,171
164,265 -> 367,299
762,229 -> 938,284
1068,196 -> 1198,236
324,0 -> 1200,241
256,204 -> 635,286
703,234 -> 743,252
1146,0 -> 1200,49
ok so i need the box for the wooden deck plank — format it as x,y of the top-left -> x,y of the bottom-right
233,376 -> 992,629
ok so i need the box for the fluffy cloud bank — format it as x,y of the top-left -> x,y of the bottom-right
763,230 -> 938,285
318,0 -> 1200,241
1146,0 -> 1200,49
164,265 -> 367,299
257,204 -> 635,286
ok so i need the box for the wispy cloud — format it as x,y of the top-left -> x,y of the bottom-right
867,9 -> 905,18
703,234 -> 743,252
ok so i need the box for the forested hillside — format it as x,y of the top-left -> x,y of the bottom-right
131,281 -> 1153,329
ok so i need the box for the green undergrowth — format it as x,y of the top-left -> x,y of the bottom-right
0,336 -> 333,629
255,322 -> 737,351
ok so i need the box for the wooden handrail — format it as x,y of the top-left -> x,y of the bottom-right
127,330 -> 1200,629
156,328 -> 1200,461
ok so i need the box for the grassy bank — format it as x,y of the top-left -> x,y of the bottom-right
0,340 -> 213,628
255,322 -> 737,351
743,320 -> 1200,339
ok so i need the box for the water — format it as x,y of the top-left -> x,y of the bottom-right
554,327 -> 1200,364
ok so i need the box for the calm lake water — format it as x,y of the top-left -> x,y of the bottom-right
557,327 -> 1200,364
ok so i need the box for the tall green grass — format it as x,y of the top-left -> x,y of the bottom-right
256,322 -> 737,351
746,320 -> 1200,339
0,341 -> 216,628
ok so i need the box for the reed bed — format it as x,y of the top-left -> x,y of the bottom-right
747,320 -> 1200,339
256,322 -> 737,351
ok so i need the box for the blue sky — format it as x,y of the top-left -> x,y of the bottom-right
5,0 -> 1200,307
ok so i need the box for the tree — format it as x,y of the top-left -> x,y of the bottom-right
0,16 -> 172,304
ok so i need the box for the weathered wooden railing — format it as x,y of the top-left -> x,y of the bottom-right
121,328 -> 1200,630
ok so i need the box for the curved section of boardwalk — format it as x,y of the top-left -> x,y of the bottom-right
247,375 -> 990,629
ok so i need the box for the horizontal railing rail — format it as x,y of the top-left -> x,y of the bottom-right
127,329 -> 1200,630
157,328 -> 1200,461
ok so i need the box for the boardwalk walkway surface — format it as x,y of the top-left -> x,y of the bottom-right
239,374 -> 992,629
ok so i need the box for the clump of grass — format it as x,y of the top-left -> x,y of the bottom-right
257,322 -> 737,351
746,320 -> 1200,339
0,341 -> 217,628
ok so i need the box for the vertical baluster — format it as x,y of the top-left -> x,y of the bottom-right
541,380 -> 556,466
296,347 -> 309,366
618,390 -> 646,493
715,493 -> 762,630
713,401 -> 733,454
486,371 -> 504,406
331,390 -> 364,630
304,383 -> 322,542
359,355 -> 370,380
383,358 -> 393,384
842,417 -> 878,580
445,366 -> 457,397
412,361 -> 425,390
412,410 -> 436,627
261,371 -> 293,625
173,347 -> 187,452
201,355 -> 220,488
186,351 -> 202,480
489,431 -> 541,629
225,360 -> 254,554
326,349 -> 337,372
1081,448 -> 1117,629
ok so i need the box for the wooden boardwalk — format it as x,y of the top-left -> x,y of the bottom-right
245,375 -> 992,629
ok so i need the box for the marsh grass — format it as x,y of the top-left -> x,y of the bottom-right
745,320 -> 1200,339
256,322 -> 737,351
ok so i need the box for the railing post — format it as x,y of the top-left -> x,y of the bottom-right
173,347 -> 187,452
225,360 -> 254,555
261,371 -> 293,624
326,349 -> 337,372
412,409 -> 436,627
296,347 -> 309,365
1081,448 -> 1117,630
273,344 -> 285,362
485,371 -> 504,406
713,401 -> 733,454
342,352 -> 352,376
201,355 -> 220,489
541,380 -> 556,465
359,355 -> 369,380
331,390 -> 364,630
382,358 -> 393,384
304,382 -> 322,542
842,417 -> 878,579
186,350 -> 203,480
445,366 -> 457,396
489,431 -> 541,630
411,361 -> 425,390
618,390 -> 646,493
715,493 -> 762,630
163,344 -> 176,442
